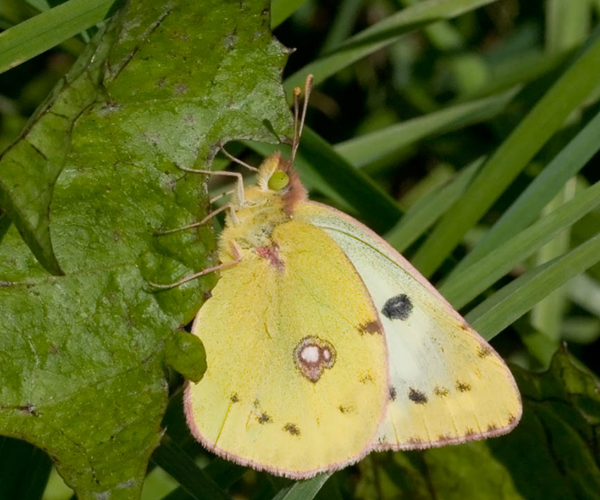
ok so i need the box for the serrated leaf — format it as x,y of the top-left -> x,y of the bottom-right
0,21 -> 117,275
0,2 -> 291,500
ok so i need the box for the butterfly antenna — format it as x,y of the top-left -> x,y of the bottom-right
291,86 -> 301,161
221,146 -> 259,172
291,74 -> 314,163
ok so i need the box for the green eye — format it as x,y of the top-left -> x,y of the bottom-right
268,171 -> 290,191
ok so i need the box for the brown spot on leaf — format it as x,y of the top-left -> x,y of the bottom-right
408,388 -> 428,404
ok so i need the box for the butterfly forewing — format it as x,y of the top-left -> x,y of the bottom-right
295,202 -> 522,450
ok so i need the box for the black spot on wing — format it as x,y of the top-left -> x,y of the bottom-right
434,386 -> 449,397
338,405 -> 353,414
408,388 -> 428,404
230,393 -> 239,403
389,386 -> 397,401
382,294 -> 413,321
283,423 -> 300,436
478,344 -> 492,358
257,412 -> 272,424
456,381 -> 471,392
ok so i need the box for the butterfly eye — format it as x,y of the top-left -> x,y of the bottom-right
268,171 -> 290,191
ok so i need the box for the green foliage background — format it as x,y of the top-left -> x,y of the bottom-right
0,0 -> 599,499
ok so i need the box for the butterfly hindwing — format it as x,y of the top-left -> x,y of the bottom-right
185,220 -> 388,478
295,202 -> 522,450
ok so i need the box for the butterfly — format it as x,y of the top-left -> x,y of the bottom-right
155,75 -> 522,479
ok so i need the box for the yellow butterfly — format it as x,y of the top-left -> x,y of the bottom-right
157,76 -> 522,478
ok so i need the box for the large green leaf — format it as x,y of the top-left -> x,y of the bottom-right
0,21 -> 116,275
0,2 -> 291,500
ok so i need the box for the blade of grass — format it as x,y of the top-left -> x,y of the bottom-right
161,460 -> 246,500
335,90 -> 515,168
271,473 -> 332,500
466,232 -> 600,341
271,0 -> 310,28
398,0 -> 466,51
567,273 -> 600,317
385,157 -> 483,252
440,179 -> 600,309
284,0 -> 499,94
320,0 -> 363,54
546,0 -> 591,53
530,179 -> 577,340
0,0 -> 121,74
447,105 -> 600,279
411,25 -> 600,277
298,127 -> 403,232
151,437 -> 231,500
0,437 -> 52,500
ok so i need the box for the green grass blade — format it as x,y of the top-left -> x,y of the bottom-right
0,437 -> 52,500
411,25 -> 600,277
440,180 -> 600,309
567,274 -> 600,317
320,0 -> 363,54
530,180 -> 576,340
271,0 -> 310,28
0,0 -> 120,74
385,157 -> 483,252
151,438 -> 231,500
546,0 -> 590,52
466,232 -> 600,341
299,127 -> 403,233
271,473 -> 332,500
284,0 -> 498,94
448,105 -> 600,279
335,90 -> 515,168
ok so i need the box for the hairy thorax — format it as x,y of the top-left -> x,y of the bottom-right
218,186 -> 293,260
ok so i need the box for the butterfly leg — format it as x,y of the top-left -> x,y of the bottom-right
210,188 -> 236,204
176,164 -> 246,206
148,240 -> 242,290
156,203 -> 236,235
